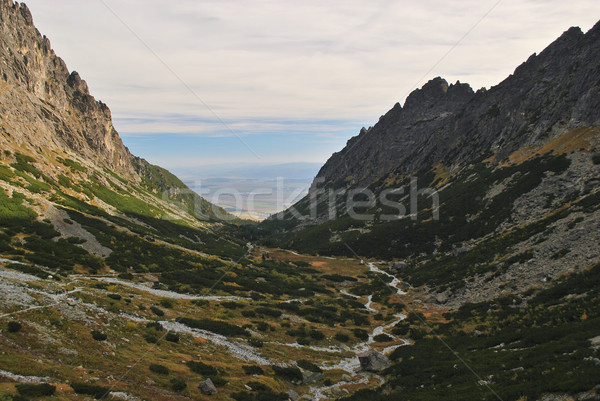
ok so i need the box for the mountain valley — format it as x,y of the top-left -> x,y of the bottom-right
1,1 -> 600,401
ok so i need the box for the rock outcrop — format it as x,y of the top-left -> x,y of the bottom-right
0,0 -> 228,221
0,0 -> 136,179
312,21 -> 600,188
198,378 -> 218,395
358,351 -> 391,372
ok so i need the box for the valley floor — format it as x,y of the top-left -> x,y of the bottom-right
0,249 -> 424,401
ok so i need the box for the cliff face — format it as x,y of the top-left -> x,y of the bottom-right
314,21 -> 600,188
0,0 -> 231,221
0,0 -> 136,179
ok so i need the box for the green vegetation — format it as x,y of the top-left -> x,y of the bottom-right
232,386 -> 288,401
149,364 -> 170,375
242,365 -> 264,375
186,360 -> 218,376
170,378 -> 187,392
258,154 -> 572,263
178,317 -> 250,337
6,321 -> 22,333
272,366 -> 302,382
70,383 -> 110,399
341,263 -> 600,401
15,383 -> 56,397
57,157 -> 87,172
297,360 -> 322,373
91,330 -> 107,341
150,306 -> 165,317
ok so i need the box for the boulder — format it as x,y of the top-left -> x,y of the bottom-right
391,261 -> 406,272
199,378 -> 218,395
287,389 -> 300,401
358,351 -> 391,372
435,292 -> 448,304
589,335 -> 600,348
301,369 -> 324,384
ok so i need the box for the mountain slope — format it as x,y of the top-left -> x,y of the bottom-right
259,21 -> 600,306
0,0 -> 227,223
314,22 -> 600,188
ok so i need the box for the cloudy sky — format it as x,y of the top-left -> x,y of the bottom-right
23,0 -> 600,170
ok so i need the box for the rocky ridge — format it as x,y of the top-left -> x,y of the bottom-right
313,21 -> 600,188
0,0 -> 135,178
0,0 -> 227,221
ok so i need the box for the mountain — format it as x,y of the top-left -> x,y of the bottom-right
260,21 -> 600,305
0,0 -> 228,224
252,22 -> 600,400
315,23 -> 600,188
2,2 -> 600,400
0,3 -> 444,401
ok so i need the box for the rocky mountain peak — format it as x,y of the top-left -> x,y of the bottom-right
67,71 -> 90,95
0,0 -> 137,179
310,21 -> 600,188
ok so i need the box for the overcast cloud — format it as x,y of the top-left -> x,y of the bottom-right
21,0 -> 600,167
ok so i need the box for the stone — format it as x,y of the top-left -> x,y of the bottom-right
199,378 -> 218,395
435,292 -> 448,304
287,389 -> 300,401
358,351 -> 391,372
391,261 -> 406,272
589,335 -> 600,348
341,374 -> 352,382
301,369 -> 324,384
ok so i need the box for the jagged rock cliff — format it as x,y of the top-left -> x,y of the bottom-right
261,19 -> 600,307
0,0 -> 138,179
315,21 -> 600,188
0,0 -> 228,220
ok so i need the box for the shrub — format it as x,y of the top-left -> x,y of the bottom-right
178,317 -> 249,337
170,378 -> 187,392
250,292 -> 264,301
309,329 -> 325,340
71,383 -> 110,399
256,307 -> 282,318
297,360 -> 322,373
256,322 -> 269,332
209,376 -> 228,387
241,310 -> 256,318
108,293 -> 122,300
15,383 -> 56,397
272,366 -> 302,382
7,321 -> 22,333
232,390 -> 288,401
374,334 -> 393,342
353,328 -> 369,341
165,332 -> 180,343
91,330 -> 107,341
144,333 -> 159,344
146,321 -> 164,331
242,365 -> 264,375
186,360 -> 218,376
334,333 -> 350,343
222,301 -> 243,309
246,381 -> 269,391
149,364 -> 170,375
159,299 -> 175,308
151,306 -> 165,316
118,272 -> 134,280
249,338 -> 264,348
592,153 -> 600,165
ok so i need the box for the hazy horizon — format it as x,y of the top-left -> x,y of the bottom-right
20,0 -> 600,176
